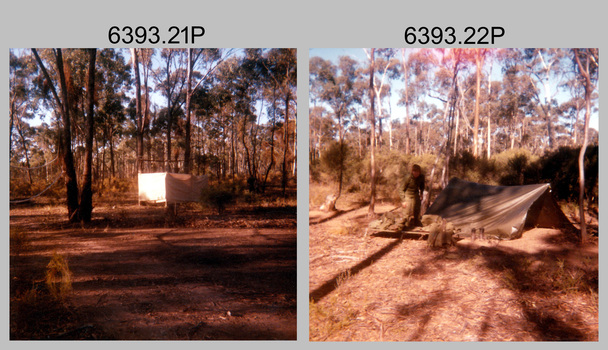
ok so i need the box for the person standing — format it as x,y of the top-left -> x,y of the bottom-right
399,164 -> 425,227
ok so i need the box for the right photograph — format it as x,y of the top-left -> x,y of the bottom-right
308,48 -> 598,341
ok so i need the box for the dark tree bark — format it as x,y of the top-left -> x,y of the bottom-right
79,49 -> 96,222
131,48 -> 144,173
32,48 -> 80,222
282,89 -> 290,195
368,48 -> 377,215
184,48 -> 194,174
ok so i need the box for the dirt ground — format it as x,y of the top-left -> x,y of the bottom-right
10,197 -> 297,340
309,203 -> 598,342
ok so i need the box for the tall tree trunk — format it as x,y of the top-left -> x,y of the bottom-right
166,99 -> 173,172
336,108 -> 344,199
80,49 -> 96,222
292,115 -> 297,177
368,48 -> 377,215
131,48 -> 144,173
388,94 -> 393,150
231,110 -> 236,181
32,48 -> 79,222
262,91 -> 277,192
487,117 -> 491,158
453,109 -> 459,156
56,50 -> 80,221
282,90 -> 290,195
401,49 -> 411,154
184,48 -> 193,174
487,58 -> 493,158
573,49 -> 596,243
473,54 -> 482,157
15,119 -> 33,184
142,53 -> 151,172
109,134 -> 115,178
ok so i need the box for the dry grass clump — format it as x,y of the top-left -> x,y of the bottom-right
330,221 -> 363,237
45,253 -> 72,300
310,295 -> 359,341
550,258 -> 597,294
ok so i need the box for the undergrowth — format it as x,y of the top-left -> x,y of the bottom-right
45,253 -> 72,301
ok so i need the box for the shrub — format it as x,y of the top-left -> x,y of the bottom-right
490,148 -> 537,185
320,141 -> 350,185
533,146 -> 598,202
200,183 -> 236,215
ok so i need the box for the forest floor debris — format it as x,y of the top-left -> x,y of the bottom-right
10,194 -> 296,340
309,202 -> 598,341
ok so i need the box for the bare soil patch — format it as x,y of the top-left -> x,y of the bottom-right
309,203 -> 598,341
10,195 -> 296,340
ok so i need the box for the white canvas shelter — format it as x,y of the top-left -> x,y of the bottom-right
138,172 -> 208,204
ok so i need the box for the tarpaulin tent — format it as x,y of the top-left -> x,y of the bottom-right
424,178 -> 573,240
138,173 -> 208,204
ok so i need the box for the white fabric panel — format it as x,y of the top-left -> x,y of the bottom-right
165,173 -> 208,203
138,173 -> 208,204
138,173 -> 167,203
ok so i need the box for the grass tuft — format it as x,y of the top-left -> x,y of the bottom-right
45,253 -> 72,301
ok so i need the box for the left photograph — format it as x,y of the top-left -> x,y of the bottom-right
9,48 -> 297,340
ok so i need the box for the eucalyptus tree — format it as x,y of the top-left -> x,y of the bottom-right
9,50 -> 40,183
137,49 -> 155,171
79,49 -> 96,222
400,48 -> 412,154
183,48 -> 232,174
237,49 -> 275,191
30,49 -> 97,221
398,49 -> 435,155
154,49 -> 187,172
519,48 -> 568,151
309,56 -> 333,162
367,48 -> 377,214
31,49 -> 81,220
130,48 -> 144,172
310,55 -> 359,200
213,54 -> 256,181
96,49 -> 132,179
430,48 -> 473,187
265,48 -> 297,194
472,49 -> 489,157
364,48 -> 400,148
573,48 -> 599,243
495,62 -> 536,150
309,105 -> 335,163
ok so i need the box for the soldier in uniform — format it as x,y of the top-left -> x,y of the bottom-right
399,164 -> 425,227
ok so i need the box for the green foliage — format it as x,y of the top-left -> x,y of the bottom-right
313,143 -> 599,213
491,148 -> 538,186
526,146 -> 598,202
449,151 -> 495,184
200,183 -> 237,215
550,258 -> 597,294
320,141 -> 349,179
373,150 -> 437,202
102,177 -> 135,194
